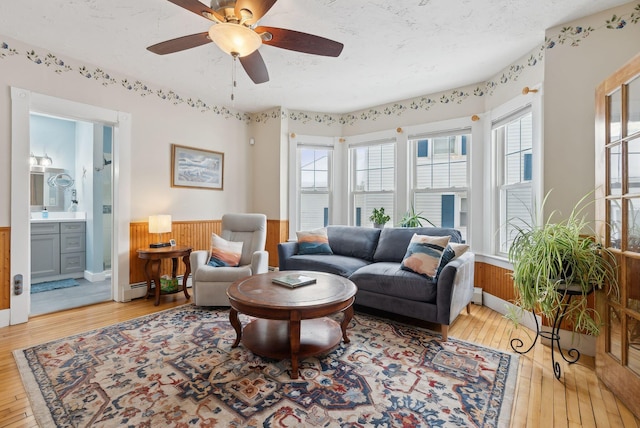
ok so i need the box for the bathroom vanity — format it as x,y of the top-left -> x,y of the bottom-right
31,218 -> 86,280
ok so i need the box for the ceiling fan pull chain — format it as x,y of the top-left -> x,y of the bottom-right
231,53 -> 238,102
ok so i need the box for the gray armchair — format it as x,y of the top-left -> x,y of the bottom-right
190,213 -> 269,306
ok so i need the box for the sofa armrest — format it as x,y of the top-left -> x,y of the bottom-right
190,250 -> 209,276
277,241 -> 298,270
435,251 -> 475,325
251,250 -> 269,275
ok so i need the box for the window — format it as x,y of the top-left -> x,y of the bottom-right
494,108 -> 533,254
351,142 -> 395,226
298,147 -> 332,230
410,131 -> 470,241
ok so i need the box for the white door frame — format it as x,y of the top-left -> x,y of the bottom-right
9,88 -> 131,325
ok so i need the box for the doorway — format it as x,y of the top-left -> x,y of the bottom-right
9,88 -> 132,325
28,113 -> 113,315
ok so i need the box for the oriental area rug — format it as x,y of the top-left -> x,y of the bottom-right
14,305 -> 518,427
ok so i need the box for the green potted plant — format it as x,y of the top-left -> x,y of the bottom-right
370,207 -> 391,228
507,192 -> 618,335
399,203 -> 435,227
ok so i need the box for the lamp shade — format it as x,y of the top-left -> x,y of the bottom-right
149,215 -> 172,234
208,23 -> 262,57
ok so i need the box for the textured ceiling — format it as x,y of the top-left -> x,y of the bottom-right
0,0 -> 631,113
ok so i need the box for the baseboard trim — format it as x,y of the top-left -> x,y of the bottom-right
123,276 -> 192,302
0,309 -> 9,328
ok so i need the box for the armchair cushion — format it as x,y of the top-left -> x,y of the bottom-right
207,233 -> 243,267
195,264 -> 253,282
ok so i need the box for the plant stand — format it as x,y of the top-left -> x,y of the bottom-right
510,284 -> 594,380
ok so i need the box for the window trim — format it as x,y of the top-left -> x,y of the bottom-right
288,134 -> 337,238
349,139 -> 397,226
298,146 -> 333,230
489,89 -> 542,257
409,128 -> 471,240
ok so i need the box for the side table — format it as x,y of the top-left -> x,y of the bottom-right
137,246 -> 192,306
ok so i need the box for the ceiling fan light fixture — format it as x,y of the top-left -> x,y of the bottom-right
208,23 -> 261,57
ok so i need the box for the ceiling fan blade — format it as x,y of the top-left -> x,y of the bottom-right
255,26 -> 343,57
167,0 -> 224,22
147,32 -> 211,55
239,50 -> 269,84
235,0 -> 278,25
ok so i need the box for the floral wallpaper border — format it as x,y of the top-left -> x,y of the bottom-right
1,3 -> 638,127
1,42 -> 252,123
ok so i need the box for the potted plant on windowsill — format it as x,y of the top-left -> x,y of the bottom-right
370,207 -> 391,229
399,203 -> 435,227
507,192 -> 618,336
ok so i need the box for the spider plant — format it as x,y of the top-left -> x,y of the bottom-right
399,203 -> 435,227
507,191 -> 618,335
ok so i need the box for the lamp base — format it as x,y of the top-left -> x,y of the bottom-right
150,242 -> 171,248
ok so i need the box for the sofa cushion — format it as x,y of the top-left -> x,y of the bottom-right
350,262 -> 438,303
400,234 -> 451,280
373,227 -> 462,262
435,242 -> 470,280
283,254 -> 370,278
327,226 -> 381,261
207,233 -> 243,267
296,228 -> 333,255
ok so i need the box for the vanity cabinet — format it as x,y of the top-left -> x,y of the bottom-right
31,223 -> 60,278
31,221 -> 86,279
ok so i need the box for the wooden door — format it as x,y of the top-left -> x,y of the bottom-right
595,52 -> 640,419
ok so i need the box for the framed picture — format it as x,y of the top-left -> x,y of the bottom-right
171,144 -> 224,190
169,239 -> 176,247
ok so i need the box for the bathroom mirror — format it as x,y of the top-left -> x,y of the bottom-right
30,168 -> 66,212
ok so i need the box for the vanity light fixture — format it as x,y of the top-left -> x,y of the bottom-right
29,152 -> 38,166
40,153 -> 53,167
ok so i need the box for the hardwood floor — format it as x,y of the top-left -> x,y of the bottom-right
1,297 -> 639,427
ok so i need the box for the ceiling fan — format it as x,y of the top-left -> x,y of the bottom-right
147,0 -> 344,84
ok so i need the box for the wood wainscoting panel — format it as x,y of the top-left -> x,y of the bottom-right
474,261 -> 515,303
129,220 -> 221,285
0,227 -> 9,310
129,219 -> 288,284
474,260 -> 595,331
267,219 -> 289,268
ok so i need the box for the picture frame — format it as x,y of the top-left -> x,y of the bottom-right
171,144 -> 224,190
169,239 -> 176,247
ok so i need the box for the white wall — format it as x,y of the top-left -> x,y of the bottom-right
543,2 -> 640,221
248,108 -> 286,219
0,35 -> 251,228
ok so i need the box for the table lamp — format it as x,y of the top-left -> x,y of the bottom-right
149,214 -> 172,248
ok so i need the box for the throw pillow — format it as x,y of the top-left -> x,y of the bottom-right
400,234 -> 451,280
296,228 -> 333,255
207,233 -> 243,267
435,242 -> 470,280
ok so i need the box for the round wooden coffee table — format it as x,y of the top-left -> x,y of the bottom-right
227,271 -> 357,379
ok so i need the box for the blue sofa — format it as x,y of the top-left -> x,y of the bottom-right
278,225 -> 475,341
